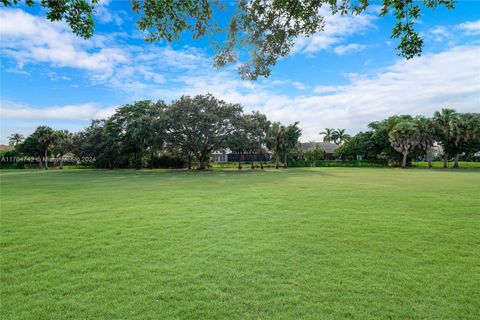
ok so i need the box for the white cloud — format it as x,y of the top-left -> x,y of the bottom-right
292,82 -> 307,90
425,20 -> 480,46
0,9 -> 209,97
293,8 -> 376,55
334,43 -> 367,55
0,9 -> 128,72
0,101 -> 116,121
96,7 -> 123,26
457,20 -> 480,36
262,46 -> 480,141
1,45 -> 478,143
1,10 -> 479,145
314,85 -> 347,94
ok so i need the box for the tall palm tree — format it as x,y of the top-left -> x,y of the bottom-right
449,113 -> 474,169
332,129 -> 351,145
266,122 -> 286,169
389,120 -> 420,168
34,126 -> 56,170
433,108 -> 457,168
53,130 -> 73,169
320,128 -> 335,143
283,122 -> 302,168
8,133 -> 24,146
414,116 -> 435,168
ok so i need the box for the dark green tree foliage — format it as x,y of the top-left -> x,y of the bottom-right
227,114 -> 251,170
331,128 -> 351,145
414,116 -> 436,168
8,133 -> 24,146
72,120 -> 111,167
388,120 -> 420,168
12,100 -> 477,170
105,100 -> 166,169
460,113 -> 480,161
245,111 -> 270,169
334,131 -> 382,160
16,134 -> 43,167
304,146 -> 325,161
368,115 -> 413,163
165,94 -> 242,170
227,111 -> 270,169
320,128 -> 335,143
34,125 -> 56,170
1,0 -> 98,39
266,122 -> 286,169
433,108 -> 457,168
51,129 -> 73,169
266,121 -> 302,169
283,122 -> 302,168
432,109 -> 480,168
2,0 -> 456,80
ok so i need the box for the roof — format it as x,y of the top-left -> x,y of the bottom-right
0,144 -> 14,151
301,142 -> 340,154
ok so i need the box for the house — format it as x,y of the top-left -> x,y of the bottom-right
211,149 -> 270,163
300,142 -> 340,160
0,144 -> 14,151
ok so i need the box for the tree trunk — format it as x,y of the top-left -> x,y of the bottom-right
401,151 -> 408,168
44,149 -> 48,170
197,155 -> 206,170
238,152 -> 243,170
150,150 -> 154,169
443,153 -> 448,168
38,157 -> 43,169
453,154 -> 459,169
426,150 -> 432,168
283,153 -> 287,168
260,162 -> 263,169
187,155 -> 192,170
60,157 -> 64,169
275,154 -> 279,169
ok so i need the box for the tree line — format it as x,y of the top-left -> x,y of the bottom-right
5,96 -> 479,170
7,94 -> 301,170
334,109 -> 480,168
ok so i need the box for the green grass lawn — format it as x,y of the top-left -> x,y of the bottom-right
1,168 -> 479,319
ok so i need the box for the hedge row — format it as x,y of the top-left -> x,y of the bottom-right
288,160 -> 389,167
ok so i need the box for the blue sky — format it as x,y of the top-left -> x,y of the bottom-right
1,1 -> 479,143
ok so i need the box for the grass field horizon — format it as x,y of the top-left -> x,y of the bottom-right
1,168 -> 479,319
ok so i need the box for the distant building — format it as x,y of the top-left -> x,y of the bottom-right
0,144 -> 14,151
300,142 -> 340,160
211,149 -> 270,163
430,144 -> 443,157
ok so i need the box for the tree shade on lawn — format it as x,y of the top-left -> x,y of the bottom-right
1,168 -> 479,319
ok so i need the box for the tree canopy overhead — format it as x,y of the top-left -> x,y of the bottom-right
2,0 -> 456,80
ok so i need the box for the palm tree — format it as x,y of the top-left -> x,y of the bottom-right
389,121 -> 420,168
433,108 -> 457,168
414,116 -> 435,168
34,126 -> 56,170
8,133 -> 24,146
266,122 -> 286,169
332,129 -> 351,145
449,113 -> 475,169
320,128 -> 335,143
53,130 -> 73,169
283,122 -> 302,168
